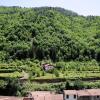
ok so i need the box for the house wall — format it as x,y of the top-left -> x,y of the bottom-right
78,96 -> 91,100
64,94 -> 77,100
92,96 -> 100,100
78,96 -> 100,100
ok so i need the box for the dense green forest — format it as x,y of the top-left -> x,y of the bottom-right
0,6 -> 100,96
0,6 -> 100,62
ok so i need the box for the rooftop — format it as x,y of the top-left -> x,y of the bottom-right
87,89 -> 100,96
64,89 -> 100,96
30,91 -> 53,96
64,90 -> 77,95
78,90 -> 91,96
0,96 -> 23,100
27,91 -> 63,100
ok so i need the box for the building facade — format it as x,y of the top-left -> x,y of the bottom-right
64,89 -> 100,100
23,89 -> 100,100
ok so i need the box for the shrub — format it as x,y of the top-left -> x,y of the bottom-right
54,70 -> 59,77
56,61 -> 65,69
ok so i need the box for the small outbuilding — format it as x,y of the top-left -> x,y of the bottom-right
42,64 -> 54,71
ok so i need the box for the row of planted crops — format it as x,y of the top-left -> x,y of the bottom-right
0,59 -> 100,81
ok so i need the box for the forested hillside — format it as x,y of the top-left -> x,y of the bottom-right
0,6 -> 100,62
0,6 -> 100,96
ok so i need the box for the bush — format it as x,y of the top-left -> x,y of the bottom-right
54,70 -> 59,77
0,78 -> 26,96
0,80 -> 7,89
56,61 -> 65,69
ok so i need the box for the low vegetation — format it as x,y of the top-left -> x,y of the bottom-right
23,80 -> 100,93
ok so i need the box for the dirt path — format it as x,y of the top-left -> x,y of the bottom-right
20,71 -> 29,80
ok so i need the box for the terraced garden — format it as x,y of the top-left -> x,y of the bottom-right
33,71 -> 100,80
0,64 -> 23,79
0,60 -> 100,82
0,60 -> 100,94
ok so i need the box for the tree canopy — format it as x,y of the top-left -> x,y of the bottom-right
0,6 -> 100,62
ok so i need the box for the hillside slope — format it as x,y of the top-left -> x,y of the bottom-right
0,6 -> 100,95
0,6 -> 100,62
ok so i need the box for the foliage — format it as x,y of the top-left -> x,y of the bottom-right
0,6 -> 99,62
0,6 -> 100,96
0,78 -> 25,96
23,80 -> 100,93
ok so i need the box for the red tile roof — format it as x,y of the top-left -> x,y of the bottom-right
31,94 -> 63,100
87,89 -> 100,96
64,90 -> 77,95
64,89 -> 100,97
0,96 -> 23,100
27,91 -> 63,100
78,90 -> 91,96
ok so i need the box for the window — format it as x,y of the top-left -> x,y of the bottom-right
74,95 -> 76,99
97,96 -> 99,98
66,95 -> 69,99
